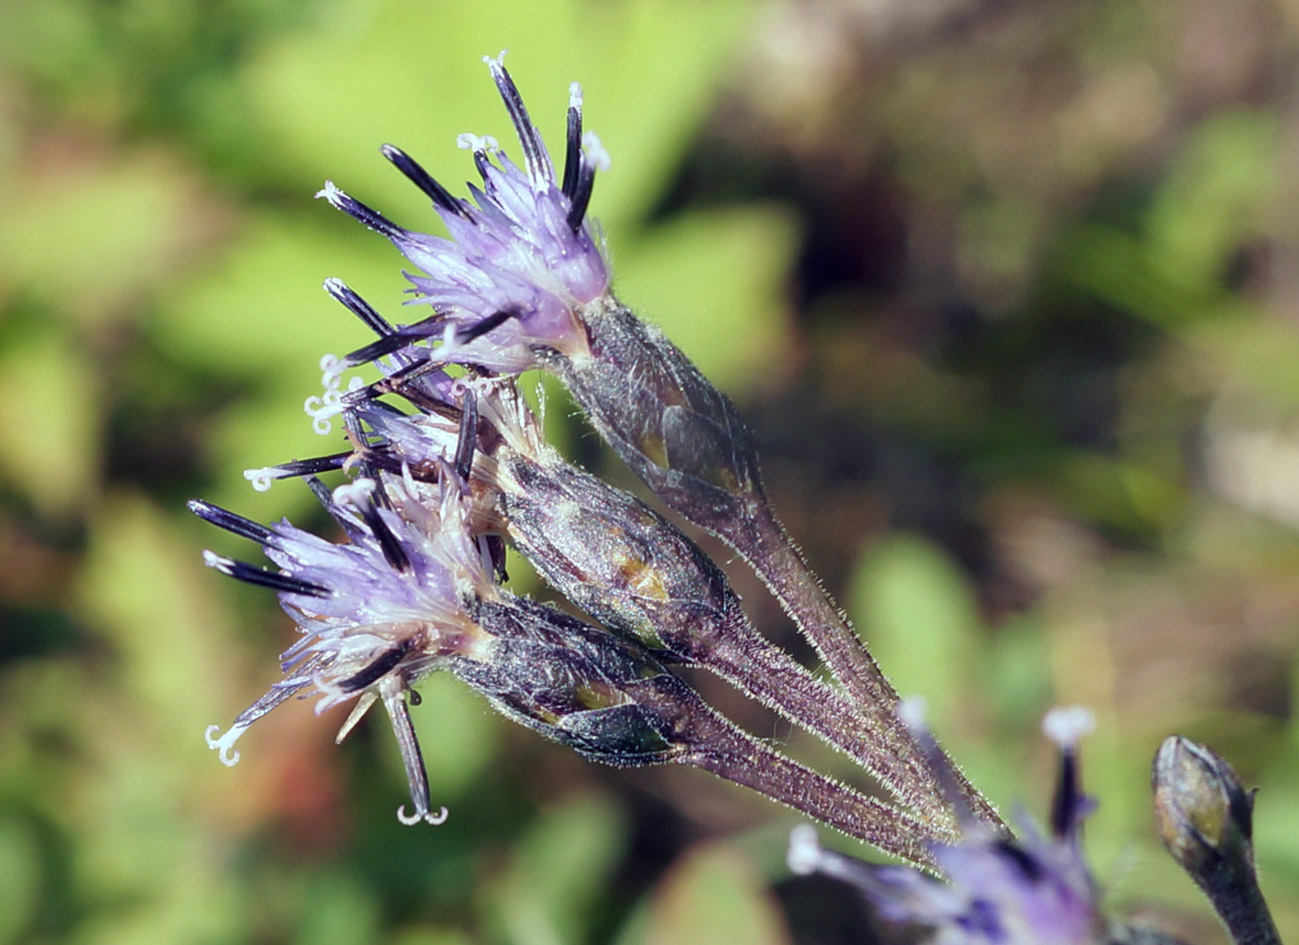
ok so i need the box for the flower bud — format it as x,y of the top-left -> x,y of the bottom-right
1151,736 -> 1281,945
1152,735 -> 1254,873
544,299 -> 766,536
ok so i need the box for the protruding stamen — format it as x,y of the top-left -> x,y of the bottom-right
255,454 -> 352,485
897,695 -> 982,832
379,144 -> 467,217
561,82 -> 583,199
566,163 -> 595,231
380,676 -> 448,827
187,499 -> 277,545
336,692 -> 378,744
316,181 -> 406,241
304,476 -> 367,541
1043,706 -> 1094,839
324,278 -> 395,336
205,723 -> 247,766
483,52 -> 551,190
785,824 -> 878,886
202,550 -> 331,598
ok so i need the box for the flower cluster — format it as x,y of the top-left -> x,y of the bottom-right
197,53 -> 980,866
192,53 -> 1280,944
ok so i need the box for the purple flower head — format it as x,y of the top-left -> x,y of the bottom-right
317,53 -> 611,375
192,468 -> 497,825
789,706 -> 1106,945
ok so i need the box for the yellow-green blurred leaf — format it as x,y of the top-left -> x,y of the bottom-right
615,205 -> 797,394
488,793 -> 628,945
0,327 -> 98,520
848,532 -> 982,736
644,843 -> 791,945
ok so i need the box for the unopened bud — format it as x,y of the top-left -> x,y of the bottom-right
1152,735 -> 1253,872
550,300 -> 765,533
1151,736 -> 1281,945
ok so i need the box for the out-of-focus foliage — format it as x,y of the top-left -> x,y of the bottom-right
0,0 -> 1296,942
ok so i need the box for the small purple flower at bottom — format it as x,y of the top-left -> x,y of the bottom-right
193,470 -> 494,825
788,707 -> 1107,945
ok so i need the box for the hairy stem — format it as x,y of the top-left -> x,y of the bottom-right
718,497 -> 1001,829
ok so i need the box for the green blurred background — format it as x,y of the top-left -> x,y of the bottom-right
2,0 -> 1298,941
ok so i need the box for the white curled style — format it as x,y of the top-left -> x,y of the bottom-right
397,803 -> 450,826
456,133 -> 499,154
244,467 -> 276,492
204,723 -> 246,767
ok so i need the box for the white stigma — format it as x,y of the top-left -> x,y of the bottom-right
202,549 -> 232,573
786,824 -> 823,875
897,695 -> 928,735
332,477 -> 376,508
581,131 -> 611,172
569,82 -> 583,111
1042,705 -> 1096,749
456,133 -> 499,153
315,180 -> 344,205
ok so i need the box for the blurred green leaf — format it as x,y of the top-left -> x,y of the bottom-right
0,326 -> 98,520
848,532 -> 982,736
0,145 -> 216,329
238,0 -> 753,232
0,816 -> 40,945
291,870 -> 381,945
643,844 -> 791,945
487,793 -> 628,945
1145,110 -> 1278,290
615,205 -> 797,394
405,673 -> 502,800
